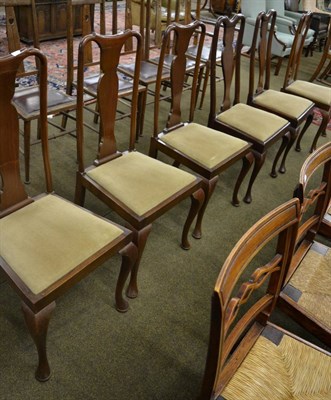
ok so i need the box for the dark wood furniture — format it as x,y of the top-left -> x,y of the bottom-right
246,12 -> 315,178
149,18 -> 253,241
281,16 -> 331,153
208,13 -> 291,204
310,18 -> 331,85
278,141 -> 331,346
75,29 -> 205,299
15,0 -> 82,42
198,198 -> 331,399
2,0 -> 76,183
0,47 -> 137,381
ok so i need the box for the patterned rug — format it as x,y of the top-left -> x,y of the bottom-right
0,3 -> 137,90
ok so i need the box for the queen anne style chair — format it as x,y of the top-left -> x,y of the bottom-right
149,19 -> 253,237
281,19 -> 331,153
208,14 -> 292,204
246,11 -> 316,176
198,198 -> 331,400
2,0 -> 76,184
75,29 -> 205,300
0,48 -> 137,381
310,19 -> 331,85
278,141 -> 331,346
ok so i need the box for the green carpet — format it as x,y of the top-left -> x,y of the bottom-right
0,40 -> 330,399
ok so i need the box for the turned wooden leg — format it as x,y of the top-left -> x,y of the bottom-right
271,131 -> 291,178
126,224 -> 152,299
23,121 -> 31,184
116,242 -> 138,312
244,151 -> 266,204
232,152 -> 254,207
295,113 -> 314,152
278,129 -> 298,174
192,179 -> 217,241
21,302 -> 56,382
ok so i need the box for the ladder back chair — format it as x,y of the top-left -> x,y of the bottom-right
246,11 -> 316,178
74,29 -> 205,300
208,13 -> 293,204
281,12 -> 331,153
149,19 -> 253,238
198,198 -> 331,399
0,48 -> 137,382
278,141 -> 331,346
1,0 -> 76,184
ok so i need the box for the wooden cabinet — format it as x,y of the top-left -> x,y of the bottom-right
16,0 -> 82,43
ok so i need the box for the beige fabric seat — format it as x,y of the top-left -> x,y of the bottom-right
253,89 -> 314,119
0,194 -> 124,295
285,80 -> 331,107
86,151 -> 196,217
161,123 -> 249,169
222,326 -> 331,400
216,103 -> 289,143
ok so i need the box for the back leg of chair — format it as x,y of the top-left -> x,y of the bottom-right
244,151 -> 267,204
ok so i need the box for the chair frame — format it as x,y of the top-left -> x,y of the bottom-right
208,13 -> 291,204
282,12 -> 331,153
247,11 -> 316,178
1,0 -> 76,184
75,29 -> 205,299
0,48 -> 137,381
278,141 -> 331,345
198,198 -> 306,399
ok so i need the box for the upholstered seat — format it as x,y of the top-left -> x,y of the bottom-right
216,103 -> 289,143
253,89 -> 314,119
222,325 -> 331,400
285,80 -> 331,106
86,152 -> 197,217
160,123 -> 249,169
0,194 -> 124,295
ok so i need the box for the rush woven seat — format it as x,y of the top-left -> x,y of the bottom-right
198,198 -> 331,400
221,325 -> 331,400
278,141 -> 331,346
282,243 -> 331,330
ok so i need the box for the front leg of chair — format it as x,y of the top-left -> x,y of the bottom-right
126,224 -> 152,299
74,173 -> 87,206
232,152 -> 254,207
295,113 -> 314,152
243,151 -> 267,204
271,131 -> 291,177
310,110 -> 329,153
21,301 -> 56,382
191,182 -> 215,242
116,242 -> 138,312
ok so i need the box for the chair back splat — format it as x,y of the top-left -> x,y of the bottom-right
247,11 -> 276,103
154,20 -> 206,133
0,48 -> 137,381
0,49 -> 49,213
